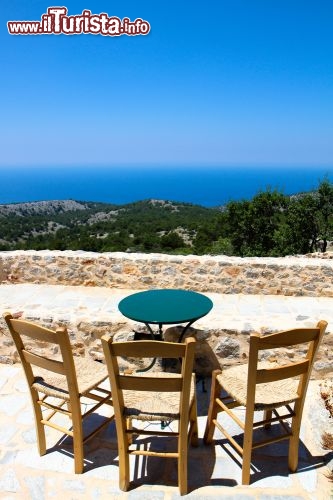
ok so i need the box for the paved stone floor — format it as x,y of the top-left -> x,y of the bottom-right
0,364 -> 332,499
0,284 -> 333,499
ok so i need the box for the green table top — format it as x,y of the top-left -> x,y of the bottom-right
118,289 -> 213,325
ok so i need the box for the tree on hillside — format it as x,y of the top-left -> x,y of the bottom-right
193,214 -> 223,254
273,194 -> 318,255
277,179 -> 333,255
223,190 -> 287,256
317,178 -> 333,252
160,232 -> 186,250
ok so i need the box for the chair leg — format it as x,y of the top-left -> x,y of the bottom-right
70,401 -> 84,474
263,409 -> 273,429
118,436 -> 130,491
189,396 -> 199,447
203,370 -> 221,444
288,401 -> 303,472
31,389 -> 46,456
242,406 -> 255,485
178,428 -> 188,495
113,413 -> 130,491
126,417 -> 133,445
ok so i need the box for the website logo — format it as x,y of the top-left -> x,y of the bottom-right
7,7 -> 151,37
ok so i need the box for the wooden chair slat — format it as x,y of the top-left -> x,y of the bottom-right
258,327 -> 322,350
23,350 -> 66,375
119,375 -> 182,392
110,340 -> 187,358
256,360 -> 310,383
10,318 -> 61,343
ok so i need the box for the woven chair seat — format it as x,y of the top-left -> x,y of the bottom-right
33,357 -> 108,400
218,363 -> 299,410
123,373 -> 196,421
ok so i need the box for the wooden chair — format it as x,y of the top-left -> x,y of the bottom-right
204,320 -> 327,485
101,336 -> 199,495
3,312 -> 114,473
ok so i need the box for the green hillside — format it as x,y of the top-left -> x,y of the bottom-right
0,178 -> 332,256
0,199 -> 219,254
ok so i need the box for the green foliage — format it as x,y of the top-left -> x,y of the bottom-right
160,232 -> 186,250
219,179 -> 333,257
317,178 -> 333,251
273,194 -> 318,255
209,237 -> 233,255
222,190 -> 288,256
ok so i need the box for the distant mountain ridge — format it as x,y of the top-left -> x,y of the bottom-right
0,199 -> 89,216
0,198 -> 204,216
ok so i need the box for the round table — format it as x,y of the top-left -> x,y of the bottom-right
118,288 -> 213,342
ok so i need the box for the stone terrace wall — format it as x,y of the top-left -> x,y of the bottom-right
1,250 -> 333,296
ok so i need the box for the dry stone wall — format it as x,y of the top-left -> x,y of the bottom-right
1,250 -> 333,296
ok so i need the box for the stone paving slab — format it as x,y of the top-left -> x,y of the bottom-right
0,364 -> 332,499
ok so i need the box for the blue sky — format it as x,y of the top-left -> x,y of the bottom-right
1,1 -> 333,168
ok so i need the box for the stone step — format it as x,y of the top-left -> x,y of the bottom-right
1,284 -> 332,376
1,283 -> 332,330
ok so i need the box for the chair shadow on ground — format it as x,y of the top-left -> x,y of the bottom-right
208,424 -> 333,486
45,418 -> 231,491
41,404 -> 224,490
44,412 -> 120,472
121,435 -> 236,491
41,407 -> 333,492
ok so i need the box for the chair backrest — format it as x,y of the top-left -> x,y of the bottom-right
246,320 -> 328,408
101,336 -> 196,421
3,312 -> 79,396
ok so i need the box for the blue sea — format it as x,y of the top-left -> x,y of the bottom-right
0,165 -> 332,207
